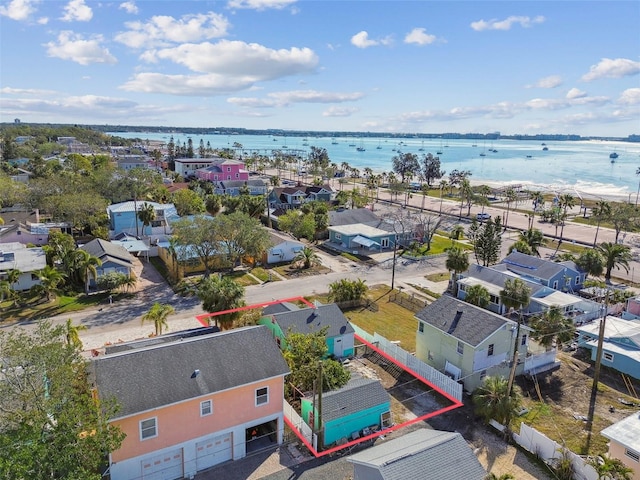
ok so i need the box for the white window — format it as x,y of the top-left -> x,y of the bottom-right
603,352 -> 614,362
335,233 -> 341,241
201,400 -> 212,416
553,281 -> 558,289
489,294 -> 499,305
565,277 -> 571,286
227,167 -> 231,172
418,322 -> 424,333
488,344 -> 494,356
235,173 -> 239,178
575,275 -> 580,284
625,448 -> 639,462
521,334 -> 528,346
381,238 -> 389,248
256,387 -> 269,406
140,417 -> 157,440
457,341 -> 464,355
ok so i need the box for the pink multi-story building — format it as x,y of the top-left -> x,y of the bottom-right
91,326 -> 289,480
195,158 -> 249,183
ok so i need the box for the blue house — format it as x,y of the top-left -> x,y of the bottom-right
301,377 -> 391,448
328,223 -> 396,253
576,316 -> 640,380
500,251 -> 585,292
107,201 -> 178,237
258,303 -> 355,358
79,239 -> 135,289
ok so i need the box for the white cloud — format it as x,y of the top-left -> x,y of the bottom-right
566,88 -> 587,99
36,15 -> 47,24
404,28 -> 437,46
121,72 -> 258,95
1,86 -> 57,95
228,90 -> 364,107
526,75 -> 562,89
351,31 -> 392,49
146,40 -> 318,78
227,0 -> 296,10
618,88 -> 640,105
119,1 -> 138,14
471,15 -> 545,32
322,106 -> 359,117
581,58 -> 640,81
0,0 -> 38,21
44,31 -> 117,65
60,0 -> 93,22
115,12 -> 230,48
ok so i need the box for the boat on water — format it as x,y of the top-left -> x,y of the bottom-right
526,155 -> 533,158
479,152 -> 486,157
610,152 -> 619,159
357,146 -> 366,152
542,146 -> 549,151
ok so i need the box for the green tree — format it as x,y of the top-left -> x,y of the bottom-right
197,275 -> 245,329
465,284 -> 491,308
467,217 -> 503,266
137,201 -> 156,236
530,306 -> 575,350
278,210 -> 316,241
171,215 -> 223,277
205,194 -> 223,216
392,151 -> 420,183
503,187 -> 518,229
73,249 -> 102,293
500,278 -> 531,396
0,321 -> 124,479
420,152 -> 444,186
587,454 -> 634,480
575,249 -> 605,279
36,265 -> 65,301
591,200 -> 611,247
596,242 -> 632,283
96,271 -> 136,293
485,474 -> 515,480
473,375 -> 522,427
529,190 -> 545,227
64,318 -> 87,349
328,278 -> 368,302
449,225 -> 465,242
215,211 -> 271,269
172,188 -> 206,216
445,246 -> 469,297
141,302 -> 175,336
294,246 -> 320,269
609,202 -> 640,243
518,228 -> 545,256
508,240 -> 533,256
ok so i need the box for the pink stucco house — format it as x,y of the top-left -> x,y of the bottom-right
196,158 -> 248,183
91,326 -> 289,480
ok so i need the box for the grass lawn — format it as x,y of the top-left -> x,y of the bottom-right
273,263 -> 331,279
250,267 -> 280,282
403,234 -> 472,257
425,272 -> 450,282
0,291 -> 114,323
545,239 -> 590,255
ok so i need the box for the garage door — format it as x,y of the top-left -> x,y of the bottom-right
140,449 -> 183,480
196,432 -> 233,471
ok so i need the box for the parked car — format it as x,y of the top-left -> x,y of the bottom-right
476,212 -> 491,220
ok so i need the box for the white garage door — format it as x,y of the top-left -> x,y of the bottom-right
196,432 -> 233,471
140,449 -> 183,480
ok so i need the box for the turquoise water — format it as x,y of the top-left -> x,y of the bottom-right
110,132 -> 640,200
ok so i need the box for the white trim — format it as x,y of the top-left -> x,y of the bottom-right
140,416 -> 157,440
201,399 -> 212,417
255,386 -> 269,406
625,448 -> 639,462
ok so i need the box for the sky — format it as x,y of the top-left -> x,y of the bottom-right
0,0 -> 639,137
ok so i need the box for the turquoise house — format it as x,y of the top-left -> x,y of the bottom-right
258,303 -> 355,358
301,377 -> 391,448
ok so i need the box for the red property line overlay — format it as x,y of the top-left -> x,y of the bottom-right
286,334 -> 464,458
195,298 -> 464,458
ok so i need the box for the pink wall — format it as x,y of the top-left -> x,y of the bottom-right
111,376 -> 284,462
627,298 -> 640,317
197,160 -> 248,182
609,442 -> 639,480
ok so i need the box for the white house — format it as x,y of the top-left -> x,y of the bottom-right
0,242 -> 47,291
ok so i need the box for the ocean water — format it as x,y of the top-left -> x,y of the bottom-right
111,132 -> 640,201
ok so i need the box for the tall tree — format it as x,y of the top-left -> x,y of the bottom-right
36,265 -> 65,301
0,321 -> 124,479
392,151 -> 419,183
609,202 -> 639,243
465,284 -> 491,308
64,318 -> 87,349
530,306 -> 575,350
473,375 -> 522,428
171,215 -> 222,277
575,249 -> 605,279
197,275 -> 245,329
529,190 -> 545,227
500,278 -> 531,396
503,187 -> 518,229
137,201 -> 156,237
596,242 -> 632,283
518,228 -> 545,256
556,193 -> 576,249
445,246 -> 469,297
591,200 -> 611,247
172,188 -> 206,216
141,302 -> 175,336
420,153 -> 444,186
467,217 -> 503,266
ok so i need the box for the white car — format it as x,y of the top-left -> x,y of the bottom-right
476,212 -> 491,220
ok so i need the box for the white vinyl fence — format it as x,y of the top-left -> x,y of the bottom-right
284,400 -> 317,451
350,323 -> 463,403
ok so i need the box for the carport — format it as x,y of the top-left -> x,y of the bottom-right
351,235 -> 380,250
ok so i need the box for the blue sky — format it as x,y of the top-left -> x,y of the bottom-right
1,0 -> 638,136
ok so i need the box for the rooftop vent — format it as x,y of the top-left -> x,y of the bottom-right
191,369 -> 200,378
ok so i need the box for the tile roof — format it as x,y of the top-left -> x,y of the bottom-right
415,295 -> 515,346
307,377 -> 390,422
270,303 -> 354,338
91,326 -> 290,418
348,428 -> 486,480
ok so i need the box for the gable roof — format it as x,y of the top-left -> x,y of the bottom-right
80,239 -> 134,268
462,264 -> 546,295
501,251 -> 580,281
270,303 -> 354,338
91,326 -> 289,418
415,295 -> 516,346
329,208 -> 380,227
307,377 -> 390,422
347,428 -> 486,480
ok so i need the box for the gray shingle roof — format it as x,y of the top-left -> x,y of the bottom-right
501,251 -> 579,281
271,303 -> 354,338
329,208 -> 380,226
463,264 -> 545,295
348,428 -> 486,480
80,238 -> 134,267
307,377 -> 390,422
91,325 -> 289,418
415,295 -> 514,346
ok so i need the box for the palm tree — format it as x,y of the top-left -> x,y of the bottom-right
575,249 -> 605,279
500,278 -> 532,396
473,375 -> 522,427
636,166 -> 640,207
142,302 -> 175,336
591,200 -> 611,247
64,318 -> 87,349
508,240 -> 533,256
294,246 -> 320,269
596,242 -> 632,283
37,265 -> 65,302
420,184 -> 430,211
449,225 -> 465,243
465,284 -> 490,308
439,179 -> 448,215
74,250 -> 102,293
445,246 -> 469,297
518,228 -> 545,256
556,193 -> 576,249
503,187 -> 518,229
137,202 -> 156,237
197,275 -> 246,329
485,473 -> 516,480
459,178 -> 474,218
588,454 -> 633,480
529,191 -> 544,227
530,306 -> 575,350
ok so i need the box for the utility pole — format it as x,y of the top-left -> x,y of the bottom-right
506,308 -> 522,397
391,235 -> 398,290
316,361 -> 323,450
592,293 -> 610,394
